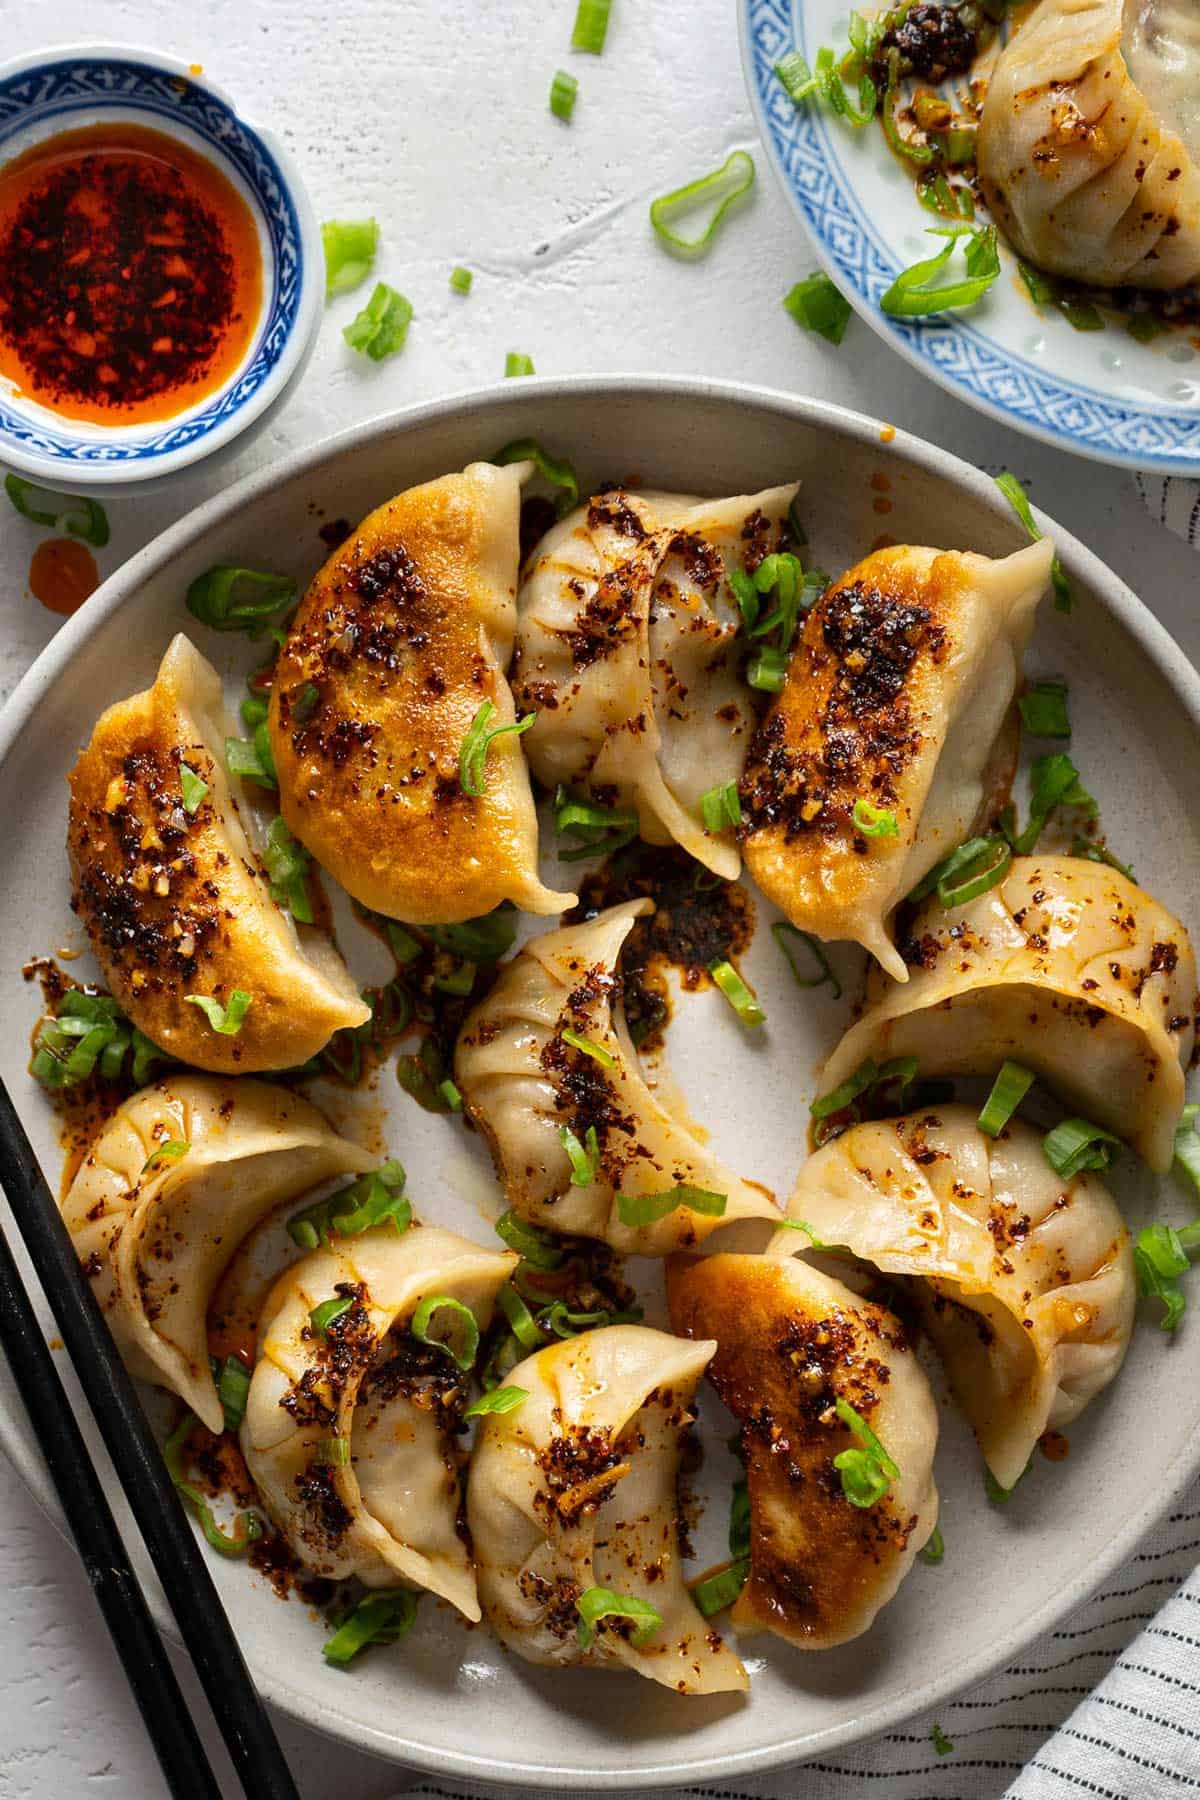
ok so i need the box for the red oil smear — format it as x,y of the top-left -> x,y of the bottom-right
29,537 -> 99,614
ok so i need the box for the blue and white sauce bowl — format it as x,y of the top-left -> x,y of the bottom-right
0,46 -> 322,490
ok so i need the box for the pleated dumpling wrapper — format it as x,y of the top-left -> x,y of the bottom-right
67,634 -> 369,1074
978,0 -> 1200,290
776,1106 -> 1135,1488
242,1225 -> 515,1618
741,539 -> 1052,982
454,898 -> 779,1254
666,1253 -> 939,1649
62,1075 -> 373,1434
268,460 -> 574,924
466,1323 -> 747,1693
819,855 -> 1196,1173
513,484 -> 797,880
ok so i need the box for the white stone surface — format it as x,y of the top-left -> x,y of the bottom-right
0,1 -> 1197,1795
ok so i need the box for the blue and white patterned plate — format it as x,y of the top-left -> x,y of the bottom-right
0,48 -> 322,489
740,0 -> 1200,473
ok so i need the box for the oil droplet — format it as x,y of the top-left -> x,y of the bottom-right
1168,341 -> 1195,364
29,537 -> 99,615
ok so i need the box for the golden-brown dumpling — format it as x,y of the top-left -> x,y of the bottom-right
666,1253 -> 939,1649
67,634 -> 369,1074
819,855 -> 1197,1172
740,541 -> 1050,982
268,460 -> 574,924
978,0 -> 1200,289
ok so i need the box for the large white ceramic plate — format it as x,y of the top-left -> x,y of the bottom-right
741,0 -> 1200,473
0,377 -> 1198,1789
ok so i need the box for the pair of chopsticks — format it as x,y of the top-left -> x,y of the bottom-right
0,1076 -> 300,1800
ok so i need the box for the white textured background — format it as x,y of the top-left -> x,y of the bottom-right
0,2 -> 1198,1795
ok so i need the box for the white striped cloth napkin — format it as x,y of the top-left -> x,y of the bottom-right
388,1487 -> 1200,1798
1135,475 -> 1200,550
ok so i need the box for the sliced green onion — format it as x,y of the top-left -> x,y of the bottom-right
550,69 -> 578,120
616,1185 -> 727,1228
178,762 -> 209,814
464,1384 -> 529,1419
729,567 -> 760,630
1042,1117 -> 1120,1180
995,472 -> 1072,612
492,438 -> 580,517
187,567 -> 295,633
783,273 -> 852,346
343,282 -> 413,360
559,1123 -> 601,1187
649,149 -> 755,258
321,218 -> 379,298
184,990 -> 252,1036
1174,1105 -> 1200,1196
977,1062 -> 1035,1138
553,784 -> 638,860
215,1355 -> 251,1432
309,1295 -> 354,1339
881,48 -> 932,164
1134,1220 -> 1200,1332
700,781 -> 742,833
908,835 -> 991,904
690,1556 -> 750,1617
918,171 -> 974,220
1019,679 -> 1070,739
385,920 -> 423,964
747,645 -> 788,692
832,1396 -> 899,1507
852,798 -> 898,839
931,1723 -> 955,1757
264,815 -> 313,924
576,1585 -> 663,1649
778,1218 -> 830,1249
935,834 -> 1011,907
880,224 -> 999,318
140,1138 -> 189,1176
433,961 -> 475,998
771,922 -> 841,998
709,959 -> 765,1027
411,1295 -> 479,1371
498,1282 -> 545,1351
920,1523 -> 945,1565
1070,838 -> 1134,881
241,694 -> 269,729
812,1057 -> 878,1121
1127,313 -> 1163,344
225,731 -> 277,790
774,51 -> 820,105
984,1457 -> 1031,1504
4,474 -> 109,547
459,699 -> 535,796
289,1162 -> 410,1248
505,352 -> 535,378
1004,753 -> 1095,856
571,0 -> 612,51
323,1590 -> 417,1666
1017,261 -> 1104,332
560,1025 -> 616,1067
438,1077 -> 464,1111
163,1413 -> 262,1556
316,1436 -> 351,1466
495,1210 -> 565,1269
449,265 -> 473,295
429,910 -> 517,964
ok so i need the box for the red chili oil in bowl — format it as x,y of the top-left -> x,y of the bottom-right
0,120 -> 263,426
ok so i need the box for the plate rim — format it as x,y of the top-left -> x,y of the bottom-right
1,372 -> 1199,1788
738,0 -> 1200,477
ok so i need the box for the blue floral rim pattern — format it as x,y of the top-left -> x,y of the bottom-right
743,0 -> 1200,471
0,57 -> 302,464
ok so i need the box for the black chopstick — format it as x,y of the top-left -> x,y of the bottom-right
0,1216 -> 221,1799
0,1075 -> 300,1800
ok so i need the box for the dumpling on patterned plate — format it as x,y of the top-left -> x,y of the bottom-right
978,0 -> 1200,290
268,459 -> 575,925
817,854 -> 1196,1173
466,1323 -> 748,1692
775,1106 -> 1135,1488
512,483 -> 798,880
740,540 -> 1051,982
666,1252 -> 939,1649
61,1075 -> 373,1434
67,635 -> 369,1075
454,898 -> 779,1255
241,1224 -> 516,1618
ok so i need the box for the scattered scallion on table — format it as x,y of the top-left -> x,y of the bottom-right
343,283 -> 413,360
649,150 -> 755,257
505,352 -> 536,377
550,69 -> 578,120
783,273 -> 853,345
5,474 -> 109,546
321,218 -> 379,298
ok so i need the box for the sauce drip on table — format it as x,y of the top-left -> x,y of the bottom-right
0,122 -> 262,425
28,538 -> 99,615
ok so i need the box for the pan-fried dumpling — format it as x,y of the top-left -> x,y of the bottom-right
666,1253 -> 938,1649
513,484 -> 798,879
776,1106 -> 1135,1487
454,899 -> 779,1254
740,540 -> 1051,982
268,460 -> 574,924
67,635 -> 370,1074
241,1225 -> 515,1619
978,0 -> 1200,289
820,855 -> 1196,1172
62,1075 -> 373,1434
466,1323 -> 747,1692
